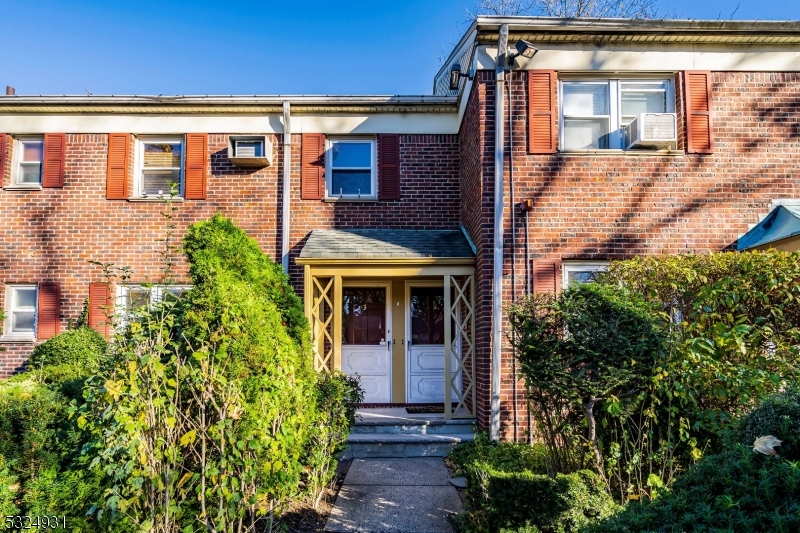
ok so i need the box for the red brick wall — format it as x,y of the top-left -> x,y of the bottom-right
0,132 -> 460,376
468,70 -> 800,440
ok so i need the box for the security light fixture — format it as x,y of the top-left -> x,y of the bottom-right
449,63 -> 468,91
508,40 -> 538,65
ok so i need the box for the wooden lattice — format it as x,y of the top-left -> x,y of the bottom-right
445,275 -> 476,419
311,277 -> 334,372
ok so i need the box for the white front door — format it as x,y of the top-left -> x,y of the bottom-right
406,284 -> 458,403
340,285 -> 391,403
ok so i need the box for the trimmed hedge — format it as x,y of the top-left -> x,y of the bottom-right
584,446 -> 800,533
466,465 -> 617,533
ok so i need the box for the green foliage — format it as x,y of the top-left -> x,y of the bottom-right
183,213 -> 310,348
509,283 -> 665,486
27,327 -> 109,400
449,434 -> 614,532
0,379 -> 108,530
80,214 -> 325,532
448,433 -> 548,476
602,251 -> 800,434
584,446 -> 800,533
304,371 -> 364,507
728,388 -> 800,461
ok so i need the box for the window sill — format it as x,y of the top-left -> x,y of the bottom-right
323,197 -> 378,203
127,197 -> 185,203
558,149 -> 685,157
4,184 -> 43,191
0,335 -> 36,343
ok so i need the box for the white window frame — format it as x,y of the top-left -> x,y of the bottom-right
133,136 -> 185,198
325,137 -> 377,200
2,284 -> 38,341
10,136 -> 45,188
117,285 -> 192,314
562,262 -> 609,289
559,78 -> 674,151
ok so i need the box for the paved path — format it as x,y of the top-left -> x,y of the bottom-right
324,458 -> 462,533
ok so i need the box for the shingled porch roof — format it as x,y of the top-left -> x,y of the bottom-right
298,229 -> 475,260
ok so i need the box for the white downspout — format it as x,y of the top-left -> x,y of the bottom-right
281,101 -> 291,274
491,24 -> 508,441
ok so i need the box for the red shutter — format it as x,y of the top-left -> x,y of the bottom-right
378,134 -> 400,200
106,133 -> 130,199
0,134 -> 7,184
89,282 -> 110,339
42,133 -> 66,187
37,282 -> 61,340
301,133 -> 325,200
533,259 -> 562,294
528,70 -> 557,154
184,133 -> 208,199
684,71 -> 714,154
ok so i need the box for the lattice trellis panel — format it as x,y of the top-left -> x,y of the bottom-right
311,276 -> 334,372
445,274 -> 476,419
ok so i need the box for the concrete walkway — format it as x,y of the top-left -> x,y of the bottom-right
324,458 -> 462,533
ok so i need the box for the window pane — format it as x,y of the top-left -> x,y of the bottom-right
621,91 -> 667,117
12,311 -> 35,332
143,169 -> 181,195
14,288 -> 37,308
21,141 -> 44,162
331,170 -> 372,196
19,163 -> 42,183
162,287 -> 188,303
235,141 -> 263,157
410,287 -> 445,345
331,142 -> 371,168
342,288 -> 386,345
562,83 -> 608,116
567,270 -> 600,286
563,119 -> 609,149
126,288 -> 150,311
621,82 -> 668,91
143,143 -> 182,168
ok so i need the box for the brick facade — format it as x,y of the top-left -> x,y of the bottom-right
464,70 -> 800,440
0,133 -> 460,376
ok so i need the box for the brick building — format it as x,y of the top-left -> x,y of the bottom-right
2,17 -> 800,440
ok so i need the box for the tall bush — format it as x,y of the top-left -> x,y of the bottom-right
81,214 -> 323,532
510,283 -> 664,485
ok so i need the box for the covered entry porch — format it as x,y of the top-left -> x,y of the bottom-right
296,229 -> 476,420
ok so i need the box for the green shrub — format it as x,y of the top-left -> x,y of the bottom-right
0,455 -> 19,516
448,433 -> 548,476
728,388 -> 800,461
27,327 -> 108,400
464,464 -> 617,532
304,371 -> 364,507
584,446 -> 800,533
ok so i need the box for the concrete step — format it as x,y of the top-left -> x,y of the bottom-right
351,418 -> 475,435
342,432 -> 475,459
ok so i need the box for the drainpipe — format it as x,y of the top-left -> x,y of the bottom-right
281,101 -> 291,274
490,24 -> 509,441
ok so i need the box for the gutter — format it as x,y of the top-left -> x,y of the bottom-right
281,101 -> 291,274
490,24 -> 508,441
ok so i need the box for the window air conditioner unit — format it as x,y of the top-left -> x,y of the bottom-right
227,135 -> 273,166
625,113 -> 677,150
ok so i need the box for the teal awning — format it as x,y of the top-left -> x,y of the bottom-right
737,205 -> 800,250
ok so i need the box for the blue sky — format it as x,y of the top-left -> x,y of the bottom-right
2,1 -> 799,96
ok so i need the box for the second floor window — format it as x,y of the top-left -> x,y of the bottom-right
14,137 -> 44,185
135,138 -> 184,197
560,79 -> 673,150
326,138 -> 376,199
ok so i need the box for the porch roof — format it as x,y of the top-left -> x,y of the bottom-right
298,229 -> 475,261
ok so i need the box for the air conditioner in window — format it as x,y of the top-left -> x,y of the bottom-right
625,113 -> 677,150
227,135 -> 273,166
